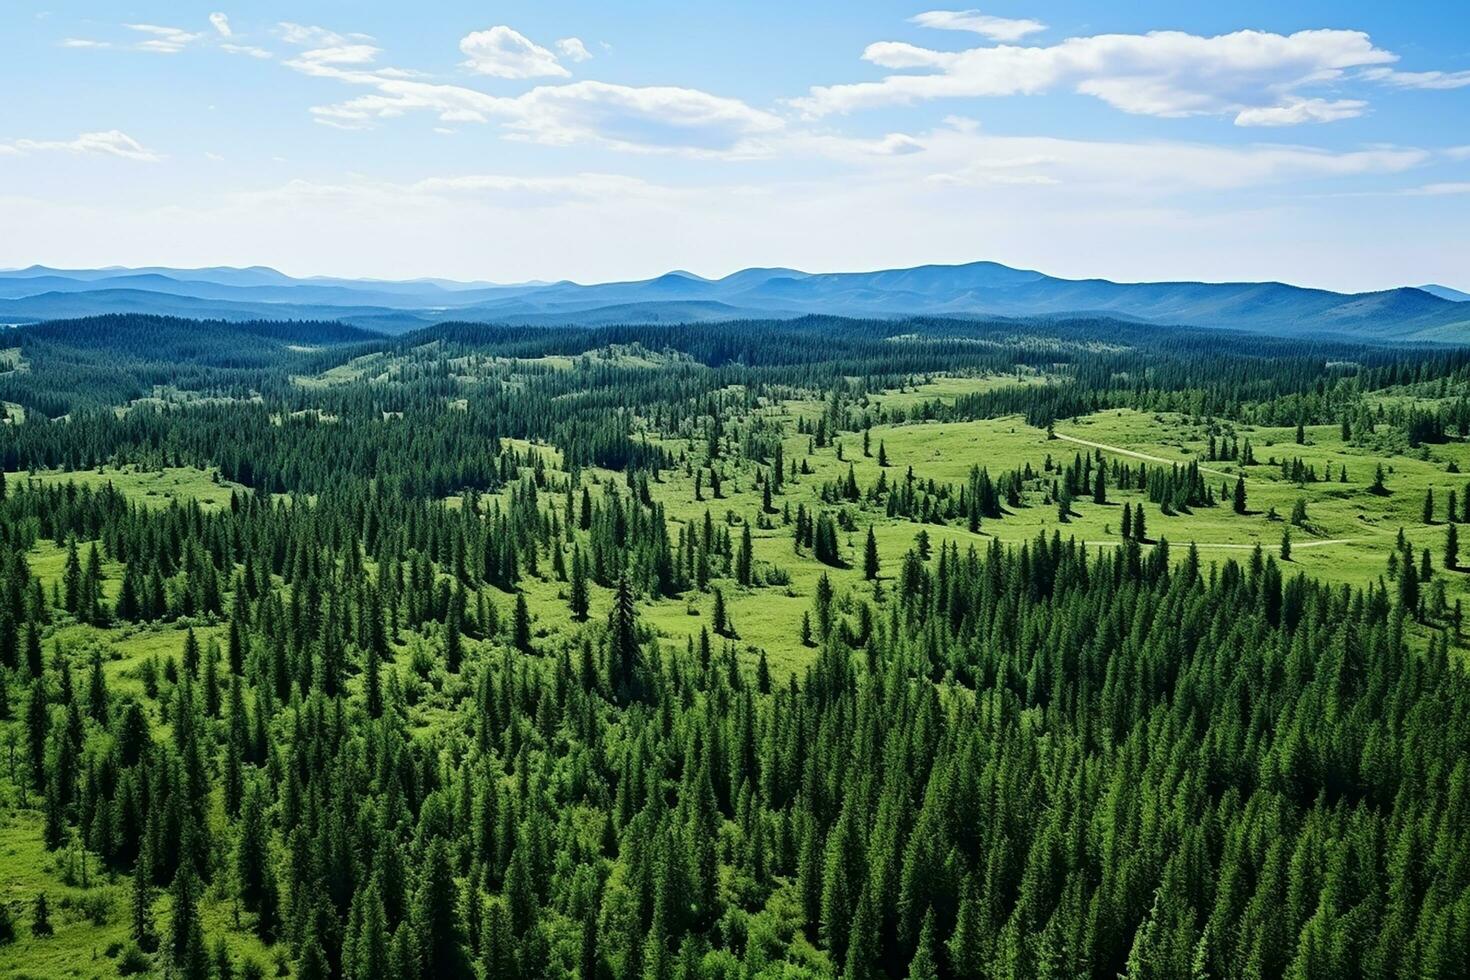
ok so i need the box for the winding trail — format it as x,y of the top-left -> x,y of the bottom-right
1047,430 -> 1361,551
1053,431 -> 1241,480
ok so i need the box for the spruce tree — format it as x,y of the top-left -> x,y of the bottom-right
863,527 -> 880,581
569,547 -> 590,622
413,838 -> 471,980
908,907 -> 940,980
31,894 -> 52,938
513,591 -> 533,653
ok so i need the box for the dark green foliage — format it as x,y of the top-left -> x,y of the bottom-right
30,894 -> 51,938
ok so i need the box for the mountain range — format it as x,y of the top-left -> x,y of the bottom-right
2,261 -> 1467,340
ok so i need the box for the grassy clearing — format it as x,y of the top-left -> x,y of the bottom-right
8,466 -> 245,511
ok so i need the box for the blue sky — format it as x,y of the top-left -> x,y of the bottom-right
2,2 -> 1467,289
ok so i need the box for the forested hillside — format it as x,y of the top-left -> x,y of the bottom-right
1,313 -> 1469,979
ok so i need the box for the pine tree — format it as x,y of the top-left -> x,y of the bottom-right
131,849 -> 156,951
908,907 -> 940,980
513,591 -> 533,653
505,843 -> 537,939
482,898 -> 518,980
607,574 -> 645,705
354,881 -> 391,980
445,598 -> 463,673
1446,521 -> 1459,569
26,675 -> 48,790
365,639 -> 383,718
736,524 -> 753,586
62,538 -> 81,614
31,893 -> 52,938
947,887 -> 983,978
1234,475 -> 1248,514
569,547 -> 590,621
168,864 -> 201,966
413,838 -> 471,980
236,781 -> 269,911
712,588 -> 733,638
863,527 -> 880,581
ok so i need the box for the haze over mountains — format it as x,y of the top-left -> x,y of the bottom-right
2,261 -> 1467,340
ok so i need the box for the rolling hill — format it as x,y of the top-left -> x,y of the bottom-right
2,261 -> 1468,339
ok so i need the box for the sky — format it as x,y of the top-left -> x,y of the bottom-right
1,2 -> 1468,291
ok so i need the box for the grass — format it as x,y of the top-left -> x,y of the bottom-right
8,466 -> 246,512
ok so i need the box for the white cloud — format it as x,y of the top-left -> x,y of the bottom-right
5,130 -> 160,162
291,49 -> 783,153
277,23 -> 373,48
297,44 -> 381,67
794,28 -> 1396,124
817,119 -> 1426,194
408,172 -> 673,201
1400,182 -> 1470,196
557,37 -> 593,62
503,81 -> 783,152
221,43 -> 272,59
459,26 -> 568,79
125,23 -> 204,54
209,13 -> 232,37
1234,97 -> 1367,127
1363,67 -> 1470,91
910,10 -> 1046,42
61,37 -> 111,49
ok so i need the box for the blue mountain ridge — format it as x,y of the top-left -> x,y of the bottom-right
1,261 -> 1467,339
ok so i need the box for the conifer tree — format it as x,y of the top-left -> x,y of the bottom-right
413,838 -> 471,980
131,848 -> 156,951
908,908 -> 940,980
607,575 -> 645,705
513,591 -> 533,653
863,527 -> 880,581
569,547 -> 590,622
31,894 -> 52,938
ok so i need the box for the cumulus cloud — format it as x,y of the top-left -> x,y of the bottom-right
910,10 -> 1046,42
557,37 -> 593,62
794,28 -> 1396,124
288,40 -> 782,153
5,130 -> 160,162
209,12 -> 232,37
460,26 -> 568,79
125,23 -> 204,54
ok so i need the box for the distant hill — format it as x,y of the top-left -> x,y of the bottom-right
1419,284 -> 1470,303
3,261 -> 1468,340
